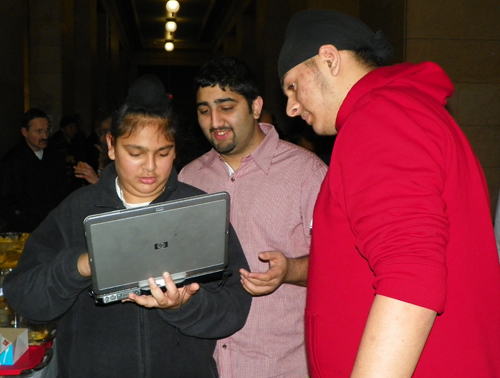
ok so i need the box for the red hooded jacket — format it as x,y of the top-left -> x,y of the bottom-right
307,62 -> 500,377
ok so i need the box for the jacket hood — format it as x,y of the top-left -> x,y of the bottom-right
336,62 -> 454,130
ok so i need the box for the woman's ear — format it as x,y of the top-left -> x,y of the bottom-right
318,44 -> 341,76
106,132 -> 115,161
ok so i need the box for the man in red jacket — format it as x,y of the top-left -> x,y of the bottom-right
278,9 -> 500,378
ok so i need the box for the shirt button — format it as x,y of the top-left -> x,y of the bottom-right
231,177 -> 235,182
222,344 -> 227,349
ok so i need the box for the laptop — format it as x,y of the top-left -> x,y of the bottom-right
83,192 -> 230,304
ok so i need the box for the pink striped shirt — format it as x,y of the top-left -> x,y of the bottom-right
179,124 -> 327,378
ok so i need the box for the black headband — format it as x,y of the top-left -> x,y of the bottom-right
278,10 -> 393,79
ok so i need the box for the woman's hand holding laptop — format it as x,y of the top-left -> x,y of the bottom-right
125,271 -> 200,309
77,253 -> 91,277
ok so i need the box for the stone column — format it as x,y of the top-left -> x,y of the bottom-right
404,0 -> 500,216
0,0 -> 25,157
28,0 -> 64,128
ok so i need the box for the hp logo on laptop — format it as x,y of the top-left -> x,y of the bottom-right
154,241 -> 168,250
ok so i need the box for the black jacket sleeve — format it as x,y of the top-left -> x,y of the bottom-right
3,199 -> 92,322
157,225 -> 252,339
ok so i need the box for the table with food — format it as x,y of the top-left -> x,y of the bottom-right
0,233 -> 55,377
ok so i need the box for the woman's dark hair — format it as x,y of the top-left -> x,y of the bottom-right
194,56 -> 260,111
110,74 -> 177,144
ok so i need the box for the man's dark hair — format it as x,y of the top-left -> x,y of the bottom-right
351,47 -> 386,69
22,108 -> 48,130
194,56 -> 260,110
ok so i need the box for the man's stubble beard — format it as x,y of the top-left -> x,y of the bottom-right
211,133 -> 237,155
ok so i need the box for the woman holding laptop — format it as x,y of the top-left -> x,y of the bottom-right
3,74 -> 251,378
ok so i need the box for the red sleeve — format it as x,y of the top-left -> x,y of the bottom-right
337,94 -> 449,313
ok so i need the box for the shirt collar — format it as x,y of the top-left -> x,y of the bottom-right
34,149 -> 43,160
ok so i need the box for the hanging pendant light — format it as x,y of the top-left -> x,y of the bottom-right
164,41 -> 174,52
166,1 -> 180,14
165,21 -> 177,32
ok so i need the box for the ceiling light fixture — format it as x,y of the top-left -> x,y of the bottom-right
165,21 -> 177,32
166,1 -> 180,14
164,41 -> 174,52
164,2 -> 179,53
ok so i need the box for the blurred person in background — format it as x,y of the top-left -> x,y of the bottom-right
74,116 -> 112,185
0,108 -> 67,232
84,116 -> 111,172
50,115 -> 86,191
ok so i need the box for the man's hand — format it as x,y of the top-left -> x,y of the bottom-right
125,272 -> 200,309
77,253 -> 91,277
240,251 -> 308,296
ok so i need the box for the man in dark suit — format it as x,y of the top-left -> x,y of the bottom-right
0,108 -> 67,232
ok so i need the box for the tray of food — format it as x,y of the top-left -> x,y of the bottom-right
27,326 -> 56,346
0,233 -> 29,270
0,344 -> 53,375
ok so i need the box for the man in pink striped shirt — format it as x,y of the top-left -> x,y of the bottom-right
179,56 -> 327,377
